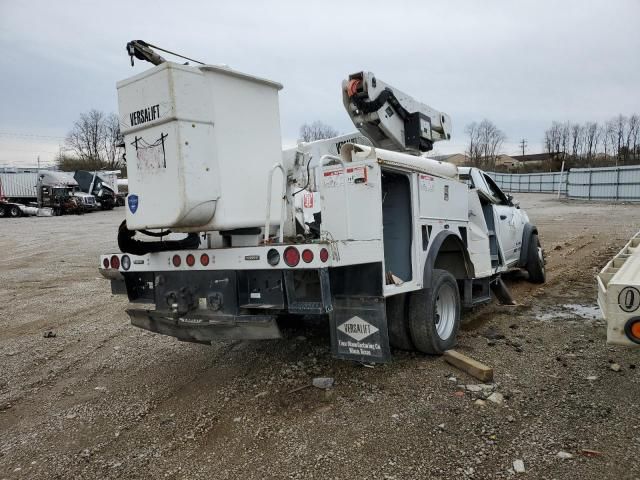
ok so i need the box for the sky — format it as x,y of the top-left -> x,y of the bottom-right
1,0 -> 639,167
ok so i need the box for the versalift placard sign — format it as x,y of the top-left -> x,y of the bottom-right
330,297 -> 390,363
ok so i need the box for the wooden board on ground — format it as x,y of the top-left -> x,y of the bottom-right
443,350 -> 494,382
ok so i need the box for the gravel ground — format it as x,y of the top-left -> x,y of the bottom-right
1,194 -> 639,480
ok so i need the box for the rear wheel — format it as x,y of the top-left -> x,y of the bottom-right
0,204 -> 6,217
386,293 -> 414,350
526,233 -> 545,283
409,269 -> 461,354
9,205 -> 21,218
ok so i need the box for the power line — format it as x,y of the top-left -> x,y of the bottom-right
0,131 -> 65,140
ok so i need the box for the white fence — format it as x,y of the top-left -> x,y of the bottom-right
489,165 -> 640,201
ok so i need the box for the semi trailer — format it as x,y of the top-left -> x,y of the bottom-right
99,42 -> 545,363
0,171 -> 94,217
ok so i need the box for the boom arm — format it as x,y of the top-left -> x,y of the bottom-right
342,71 -> 451,154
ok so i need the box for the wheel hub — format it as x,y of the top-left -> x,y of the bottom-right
435,283 -> 456,340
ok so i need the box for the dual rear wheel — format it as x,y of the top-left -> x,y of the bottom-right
386,269 -> 460,354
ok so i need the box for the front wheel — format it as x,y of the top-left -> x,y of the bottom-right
526,233 -> 545,283
408,269 -> 461,354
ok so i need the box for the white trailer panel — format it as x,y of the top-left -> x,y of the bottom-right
0,172 -> 38,199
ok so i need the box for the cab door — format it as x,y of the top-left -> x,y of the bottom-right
481,173 -> 520,265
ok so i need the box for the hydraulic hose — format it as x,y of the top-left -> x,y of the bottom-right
117,220 -> 200,255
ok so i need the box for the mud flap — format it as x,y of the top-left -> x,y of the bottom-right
329,296 -> 391,363
491,276 -> 516,305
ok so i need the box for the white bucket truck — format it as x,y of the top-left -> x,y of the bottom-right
100,42 -> 544,363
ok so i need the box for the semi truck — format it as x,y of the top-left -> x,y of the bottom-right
73,170 -> 118,210
99,42 -> 545,363
0,171 -> 94,217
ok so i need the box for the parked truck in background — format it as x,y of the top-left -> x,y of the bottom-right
0,171 -> 94,217
74,170 -> 118,210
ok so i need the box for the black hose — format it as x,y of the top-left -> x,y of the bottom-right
118,220 -> 200,255
352,87 -> 410,120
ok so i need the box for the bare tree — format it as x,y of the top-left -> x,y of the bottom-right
65,109 -> 104,161
63,110 -> 124,170
103,113 -> 124,169
465,122 -> 482,167
570,123 -> 583,160
614,114 -> 627,164
299,121 -> 339,142
544,122 -> 561,159
584,121 -> 599,163
626,114 -> 639,161
465,119 -> 505,169
604,119 -> 618,163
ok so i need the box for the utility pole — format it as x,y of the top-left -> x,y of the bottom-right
519,138 -> 527,156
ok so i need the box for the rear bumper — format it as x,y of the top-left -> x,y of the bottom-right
127,307 -> 281,343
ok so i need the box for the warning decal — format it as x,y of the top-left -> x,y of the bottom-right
323,166 -> 368,188
419,174 -> 434,191
303,192 -> 314,208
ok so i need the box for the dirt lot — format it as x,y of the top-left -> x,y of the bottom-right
1,194 -> 639,480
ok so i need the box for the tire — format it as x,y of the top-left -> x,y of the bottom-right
526,233 -> 545,284
409,269 -> 461,354
386,293 -> 414,350
9,205 -> 21,218
0,204 -> 6,218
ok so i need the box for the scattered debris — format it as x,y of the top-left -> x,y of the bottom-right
312,377 -> 335,390
466,384 -> 483,393
580,449 -> 603,457
287,384 -> 311,395
487,392 -> 504,405
610,363 -> 621,372
474,399 -> 486,407
43,331 -> 57,338
586,375 -> 598,381
254,391 -> 268,399
443,350 -> 493,382
94,386 -> 107,392
556,451 -> 573,459
513,459 -> 526,474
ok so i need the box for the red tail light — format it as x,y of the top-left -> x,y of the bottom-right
103,258 -> 110,269
302,249 -> 314,263
172,255 -> 181,267
283,247 -> 300,267
186,254 -> 195,267
319,248 -> 329,263
110,255 -> 120,269
200,253 -> 210,266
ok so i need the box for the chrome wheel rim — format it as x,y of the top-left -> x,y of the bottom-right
537,246 -> 544,272
435,283 -> 456,340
